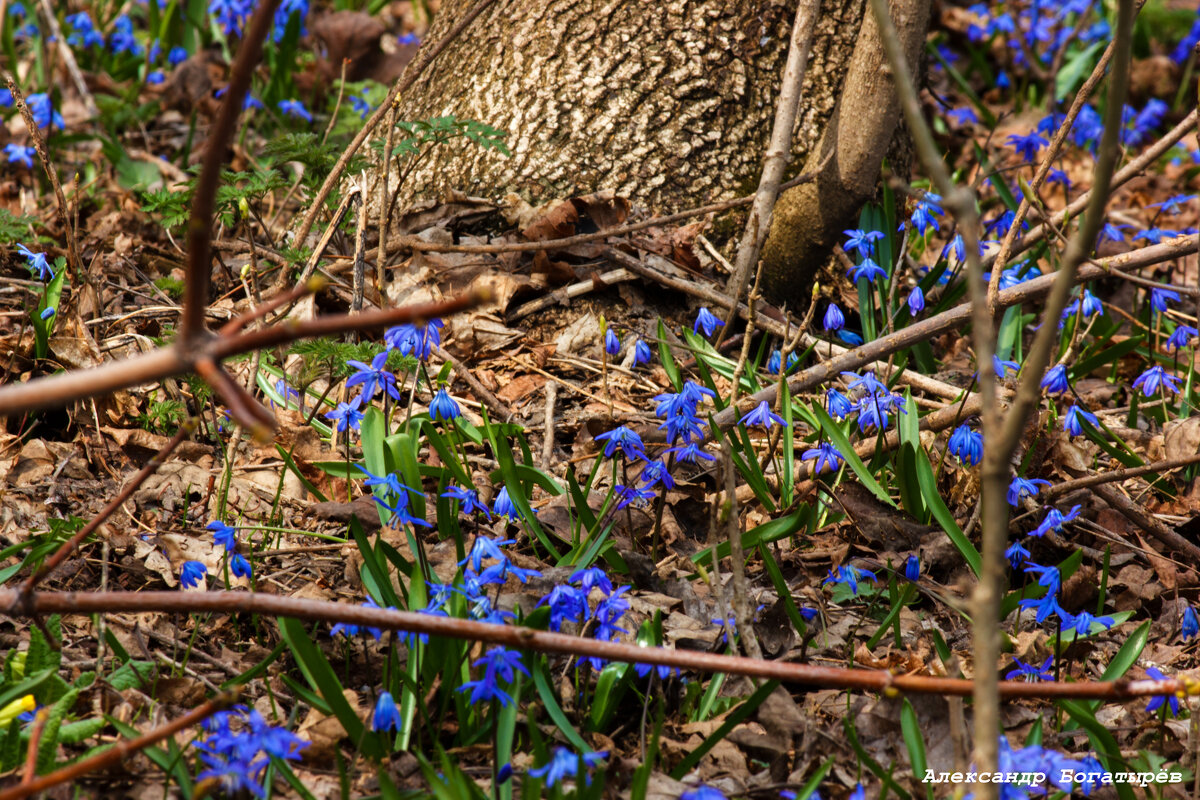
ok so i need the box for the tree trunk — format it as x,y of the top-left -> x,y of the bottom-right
376,0 -> 930,307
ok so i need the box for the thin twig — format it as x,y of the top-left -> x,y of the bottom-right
0,589 -> 1192,701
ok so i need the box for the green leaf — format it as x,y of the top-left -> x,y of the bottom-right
901,699 -> 933,800
656,319 -> 682,391
278,617 -> 380,758
801,403 -> 894,507
1055,41 -> 1105,101
275,443 -> 328,503
915,448 -> 981,575
1058,699 -> 1137,800
532,656 -> 591,753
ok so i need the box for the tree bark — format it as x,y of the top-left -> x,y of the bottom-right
375,0 -> 930,307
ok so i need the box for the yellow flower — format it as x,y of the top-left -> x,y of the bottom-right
0,695 -> 35,726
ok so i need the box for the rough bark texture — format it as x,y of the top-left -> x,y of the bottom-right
759,0 -> 931,307
377,0 -> 864,214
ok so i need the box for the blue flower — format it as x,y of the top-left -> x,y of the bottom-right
739,401 -> 786,429
846,256 -> 887,284
1023,563 -> 1061,595
1183,607 -> 1199,641
634,339 -> 652,366
1039,364 -> 1069,394
693,307 -> 723,336
494,486 -> 530,521
230,553 -> 252,578
1062,404 -> 1098,437
767,350 -> 799,375
324,397 -> 363,432
838,330 -> 864,346
1032,504 -> 1082,538
208,0 -> 251,36
429,388 -> 460,423
843,371 -> 887,395
208,521 -> 238,552
855,394 -> 904,433
904,555 -> 920,582
948,424 -> 982,466
1098,222 -> 1129,244
826,388 -> 854,420
570,567 -> 613,596
1132,365 -> 1182,397
639,459 -> 674,490
441,485 -> 492,519
168,46 -> 189,65
947,107 -> 978,126
459,647 -> 530,707
108,14 -> 142,55
538,584 -> 588,631
594,426 -> 646,460
681,787 -> 728,800
666,442 -> 715,463
272,0 -> 309,42
39,307 -> 55,320
1166,324 -> 1199,352
277,99 -> 313,122
180,561 -> 207,588
16,244 -> 53,281
910,193 -> 943,234
385,319 -> 443,359
398,32 -> 420,45
1008,476 -> 1051,506
460,535 -> 517,572
3,143 -> 35,168
823,565 -> 876,596
1005,540 -> 1030,570
1006,130 -> 1049,162
906,286 -> 925,315
993,355 -> 1020,378
843,229 -> 884,256
346,350 -> 399,403
194,708 -> 307,797
604,328 -> 621,356
1148,194 -> 1196,215
1145,667 -> 1179,716
528,747 -> 607,787
1064,610 -> 1115,637
1006,656 -> 1053,681
214,86 -> 263,110
350,93 -> 371,119
147,70 -> 166,85
803,442 -> 843,475
1151,287 -> 1181,313
1080,289 -> 1103,317
634,661 -> 682,681
1019,592 -> 1064,625
373,691 -> 401,731
823,303 -> 845,332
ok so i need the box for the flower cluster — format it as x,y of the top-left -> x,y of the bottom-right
537,567 -> 630,669
193,707 -> 308,797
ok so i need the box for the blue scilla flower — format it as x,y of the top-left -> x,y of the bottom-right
356,465 -> 410,501
346,350 -> 399,403
428,388 -> 460,422
666,442 -> 715,463
1133,365 -> 1182,397
823,565 -> 876,596
1149,194 -> 1197,216
538,584 -> 588,631
803,442 -> 843,475
16,244 -> 53,281
1006,130 -> 1048,162
108,15 -> 142,56
230,553 -> 252,578
385,319 -> 443,359
208,0 -> 251,37
633,339 -> 652,366
1183,607 -> 1199,641
1033,504 -> 1082,538
66,11 -> 104,48
739,400 -> 786,429
593,586 -> 630,643
693,307 -> 723,336
993,355 -> 1020,378
904,555 -> 920,582
398,32 -> 420,45
843,370 -> 887,396
273,0 -> 308,42
39,307 -> 55,320
594,425 -> 645,460
1151,287 -> 1181,313
529,748 -> 607,788
441,485 -> 491,519
838,330 -> 864,346
4,143 -> 35,169
639,459 -> 674,490
180,560 -> 207,588
613,484 -> 654,509
910,193 -> 943,234
493,486 -> 531,521
1006,656 -> 1053,682
947,107 -> 978,126
907,286 -> 925,315
569,566 -> 613,596
1023,562 -> 1061,596
208,521 -> 238,552
350,92 -> 371,119
1064,610 -> 1116,638
169,45 -> 188,65
823,303 -> 845,332
25,93 -> 62,130
635,661 -> 682,681
214,86 -> 264,111
1018,592 -> 1064,625
940,234 -> 965,263
460,535 -> 517,572
846,256 -> 887,284
373,691 -> 401,731
854,394 -> 904,433
948,424 -> 982,466
459,647 -> 530,707
1040,364 -> 1069,394
1145,667 -> 1180,716
681,787 -> 727,800
826,388 -> 854,420
604,328 -> 620,356
278,99 -> 312,122
1005,540 -> 1030,570
1008,476 -> 1051,506
1062,404 -> 1098,437
147,70 -> 166,85
843,229 -> 884,256
1166,324 -> 1199,352
325,397 -> 363,432
1098,222 -> 1129,244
